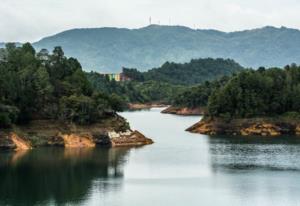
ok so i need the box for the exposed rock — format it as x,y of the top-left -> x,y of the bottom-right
186,121 -> 216,135
0,115 -> 153,151
187,118 -> 298,136
161,106 -> 204,116
10,133 -> 32,150
0,132 -> 31,151
110,130 -> 153,147
60,134 -> 96,148
240,124 -> 281,136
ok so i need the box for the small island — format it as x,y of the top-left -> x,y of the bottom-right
186,66 -> 300,136
0,43 -> 152,151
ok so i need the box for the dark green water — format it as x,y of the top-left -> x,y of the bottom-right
1,108 -> 300,205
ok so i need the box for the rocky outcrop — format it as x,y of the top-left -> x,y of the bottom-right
109,130 -> 153,147
240,124 -> 282,136
161,106 -> 205,116
0,132 -> 31,151
61,134 -> 96,148
0,115 -> 153,151
187,118 -> 299,136
10,133 -> 32,150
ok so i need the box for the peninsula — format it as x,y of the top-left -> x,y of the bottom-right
0,43 -> 152,151
186,66 -> 300,136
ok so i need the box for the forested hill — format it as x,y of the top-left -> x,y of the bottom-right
143,58 -> 243,85
33,25 -> 300,72
123,58 -> 243,85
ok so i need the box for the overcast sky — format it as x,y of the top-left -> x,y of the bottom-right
1,0 -> 300,42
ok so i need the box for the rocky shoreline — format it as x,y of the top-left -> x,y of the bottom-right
0,115 -> 153,151
161,106 -> 205,116
128,103 -> 167,111
187,117 -> 300,136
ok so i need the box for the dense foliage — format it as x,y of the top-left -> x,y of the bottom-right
143,58 -> 242,85
172,76 -> 230,108
207,65 -> 300,118
0,43 -> 125,128
87,58 -> 241,105
123,58 -> 243,86
34,25 -> 300,72
87,72 -> 184,104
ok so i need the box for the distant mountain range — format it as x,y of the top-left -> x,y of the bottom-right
3,25 -> 300,72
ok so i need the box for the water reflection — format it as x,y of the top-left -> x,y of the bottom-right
208,135 -> 300,172
0,147 -> 130,206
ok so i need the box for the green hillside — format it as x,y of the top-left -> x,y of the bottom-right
33,25 -> 300,72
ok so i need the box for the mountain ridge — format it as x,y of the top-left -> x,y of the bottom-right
4,25 -> 300,72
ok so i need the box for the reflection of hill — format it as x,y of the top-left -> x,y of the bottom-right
0,148 -> 130,205
208,136 -> 300,172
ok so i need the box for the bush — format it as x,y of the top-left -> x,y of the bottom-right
0,105 -> 19,128
108,94 -> 127,112
59,95 -> 97,125
0,112 -> 12,127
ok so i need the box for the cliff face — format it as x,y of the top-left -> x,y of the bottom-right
0,115 -> 153,151
187,118 -> 300,136
161,106 -> 205,116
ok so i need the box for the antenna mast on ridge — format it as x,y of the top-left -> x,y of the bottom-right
149,17 -> 152,25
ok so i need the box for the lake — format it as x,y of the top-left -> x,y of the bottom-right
1,108 -> 300,206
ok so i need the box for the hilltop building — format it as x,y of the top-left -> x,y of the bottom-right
102,72 -> 131,82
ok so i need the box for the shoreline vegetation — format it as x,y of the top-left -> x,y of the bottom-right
4,42 -> 300,141
0,43 -> 152,151
186,66 -> 300,136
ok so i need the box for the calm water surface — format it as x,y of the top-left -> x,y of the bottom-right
1,108 -> 300,205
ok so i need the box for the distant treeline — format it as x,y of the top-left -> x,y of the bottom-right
171,64 -> 300,119
0,43 -> 125,128
122,58 -> 243,85
86,58 -> 242,105
86,72 -> 185,104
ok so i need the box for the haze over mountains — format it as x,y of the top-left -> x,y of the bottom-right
3,25 -> 300,72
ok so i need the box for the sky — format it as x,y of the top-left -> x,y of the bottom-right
1,0 -> 300,42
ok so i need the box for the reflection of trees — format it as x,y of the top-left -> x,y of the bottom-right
0,147 -> 130,206
208,135 -> 300,172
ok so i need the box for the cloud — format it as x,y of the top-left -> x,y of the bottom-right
0,0 -> 300,42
